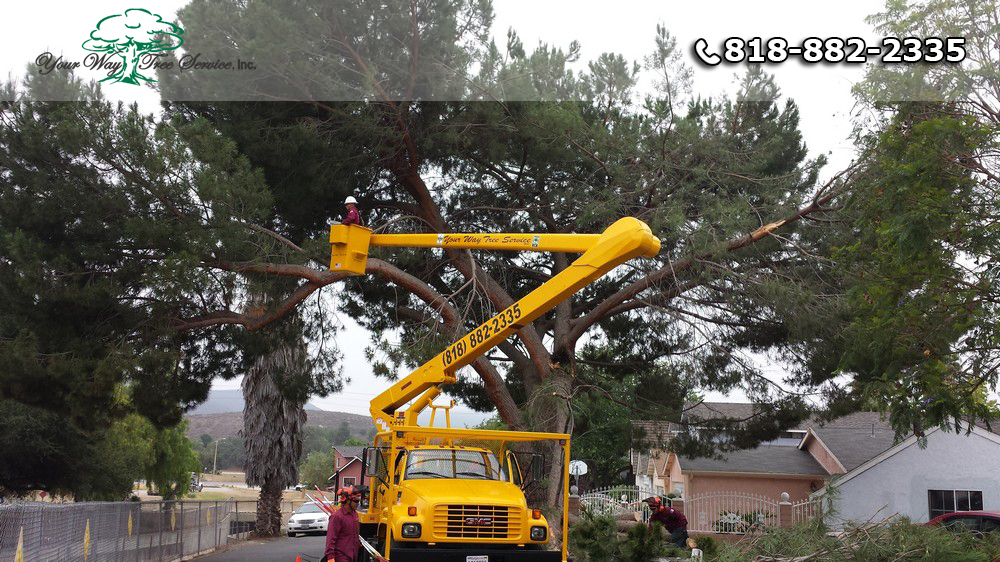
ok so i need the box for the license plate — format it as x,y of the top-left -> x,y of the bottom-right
466,557 -> 488,562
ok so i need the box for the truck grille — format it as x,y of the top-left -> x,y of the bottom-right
433,505 -> 522,539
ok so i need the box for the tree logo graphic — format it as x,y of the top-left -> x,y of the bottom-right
82,8 -> 183,85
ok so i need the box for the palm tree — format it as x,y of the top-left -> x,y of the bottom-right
241,298 -> 309,537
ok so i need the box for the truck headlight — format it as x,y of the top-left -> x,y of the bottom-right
401,523 -> 422,538
530,526 -> 547,541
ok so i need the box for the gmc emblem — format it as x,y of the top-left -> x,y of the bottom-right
464,517 -> 493,527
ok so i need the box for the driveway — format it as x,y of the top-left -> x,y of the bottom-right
193,535 -> 326,561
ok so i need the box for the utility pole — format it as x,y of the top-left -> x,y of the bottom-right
213,437 -> 227,474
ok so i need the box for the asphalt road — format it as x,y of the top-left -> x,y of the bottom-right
192,534 -> 327,562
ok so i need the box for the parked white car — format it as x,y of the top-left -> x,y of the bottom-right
287,502 -> 329,537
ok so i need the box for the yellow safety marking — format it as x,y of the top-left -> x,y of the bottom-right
83,519 -> 91,561
128,512 -> 133,536
15,526 -> 23,562
206,509 -> 212,525
171,509 -> 177,531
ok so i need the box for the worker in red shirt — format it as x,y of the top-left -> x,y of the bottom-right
645,496 -> 689,548
322,486 -> 363,562
341,196 -> 363,226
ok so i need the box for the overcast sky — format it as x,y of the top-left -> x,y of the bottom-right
2,1 -> 885,425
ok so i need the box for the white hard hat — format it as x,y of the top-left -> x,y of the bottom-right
344,196 -> 358,204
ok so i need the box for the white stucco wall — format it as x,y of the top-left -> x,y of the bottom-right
828,427 -> 1000,526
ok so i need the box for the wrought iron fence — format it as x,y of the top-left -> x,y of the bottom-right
791,496 -> 823,525
578,485 -> 659,521
684,492 -> 779,534
0,499 -> 314,562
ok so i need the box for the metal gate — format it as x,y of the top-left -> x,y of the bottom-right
684,492 -> 779,534
578,486 -> 659,521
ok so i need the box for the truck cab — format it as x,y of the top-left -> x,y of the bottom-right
359,429 -> 561,562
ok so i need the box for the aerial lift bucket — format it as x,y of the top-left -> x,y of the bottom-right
329,224 -> 373,274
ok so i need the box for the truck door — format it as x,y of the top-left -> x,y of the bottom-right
505,451 -> 523,487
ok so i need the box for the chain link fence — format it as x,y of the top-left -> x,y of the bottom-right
0,499 -> 313,562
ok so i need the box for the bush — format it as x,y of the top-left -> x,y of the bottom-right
689,535 -> 718,557
569,511 -> 674,562
620,522 -> 669,561
568,513 -> 619,562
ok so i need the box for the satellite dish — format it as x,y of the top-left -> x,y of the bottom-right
569,460 -> 589,476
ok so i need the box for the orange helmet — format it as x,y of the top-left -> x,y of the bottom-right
337,485 -> 364,503
644,496 -> 662,508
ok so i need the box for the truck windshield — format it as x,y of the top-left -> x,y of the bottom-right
405,449 -> 507,481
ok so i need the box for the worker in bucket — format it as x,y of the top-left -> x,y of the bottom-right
341,196 -> 363,226
322,485 -> 364,562
645,496 -> 689,548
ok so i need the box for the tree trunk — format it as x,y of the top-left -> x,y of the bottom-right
255,481 -> 284,537
525,367 -> 574,547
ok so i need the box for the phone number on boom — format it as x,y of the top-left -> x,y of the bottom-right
693,37 -> 967,66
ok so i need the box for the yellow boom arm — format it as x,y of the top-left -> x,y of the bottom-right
329,217 -> 660,432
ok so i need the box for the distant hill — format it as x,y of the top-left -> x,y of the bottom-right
185,409 -> 374,439
184,388 -> 372,439
186,389 -> 323,416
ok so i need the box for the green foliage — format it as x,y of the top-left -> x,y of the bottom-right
841,1 -> 1000,437
196,437 -> 245,472
619,522 -> 670,561
144,420 -> 200,501
299,449 -> 335,490
568,513 -> 619,562
0,396 -> 201,501
569,512 -> 673,562
571,355 -> 681,487
835,105 -> 998,436
711,519 -> 1000,562
689,535 -> 718,557
0,400 -> 154,500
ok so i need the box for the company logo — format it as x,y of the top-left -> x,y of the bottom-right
464,517 -> 493,527
33,7 -> 257,86
82,8 -> 183,85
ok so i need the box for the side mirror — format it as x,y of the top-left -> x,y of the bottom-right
363,447 -> 380,478
532,454 -> 545,482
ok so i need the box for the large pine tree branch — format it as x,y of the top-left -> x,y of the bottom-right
568,169 -> 855,345
170,245 -> 351,331
364,258 -> 524,428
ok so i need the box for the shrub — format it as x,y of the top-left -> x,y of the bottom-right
568,512 -> 618,562
569,511 -> 674,561
689,535 -> 718,557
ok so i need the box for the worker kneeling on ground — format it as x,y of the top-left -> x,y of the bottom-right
645,496 -> 689,548
322,485 -> 366,562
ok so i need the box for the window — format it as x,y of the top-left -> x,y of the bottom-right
337,457 -> 342,469
404,449 -> 506,481
982,517 -> 1000,533
928,490 -> 984,519
342,477 -> 356,487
